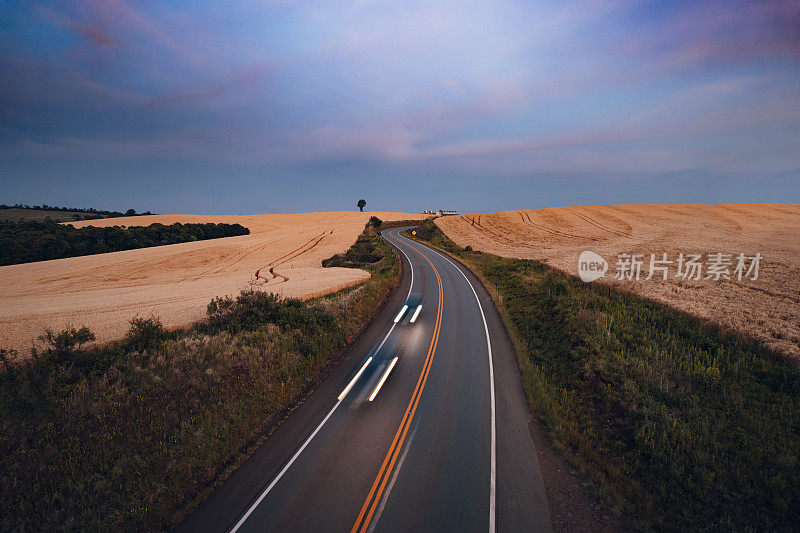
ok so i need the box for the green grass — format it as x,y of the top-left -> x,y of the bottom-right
0,227 -> 399,531
408,220 -> 800,530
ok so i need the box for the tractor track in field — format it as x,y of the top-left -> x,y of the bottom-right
470,214 -> 538,249
256,230 -> 331,285
570,210 -> 632,238
179,238 -> 283,283
516,210 -> 586,239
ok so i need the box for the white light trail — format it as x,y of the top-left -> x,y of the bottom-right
368,357 -> 399,402
393,305 -> 409,323
337,357 -> 373,400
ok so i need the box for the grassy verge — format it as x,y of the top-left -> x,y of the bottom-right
0,225 -> 399,530
407,220 -> 800,530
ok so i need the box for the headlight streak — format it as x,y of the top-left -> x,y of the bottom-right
337,357 -> 373,401
393,305 -> 409,323
368,357 -> 399,402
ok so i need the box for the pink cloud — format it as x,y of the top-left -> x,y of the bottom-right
617,0 -> 800,73
35,5 -> 116,47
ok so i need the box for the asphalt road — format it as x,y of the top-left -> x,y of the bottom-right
177,228 -> 550,532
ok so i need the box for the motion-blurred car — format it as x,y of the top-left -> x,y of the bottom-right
394,293 -> 423,325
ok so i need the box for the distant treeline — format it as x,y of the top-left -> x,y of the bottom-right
0,220 -> 250,266
0,204 -> 153,219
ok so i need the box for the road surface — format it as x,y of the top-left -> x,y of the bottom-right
177,228 -> 550,532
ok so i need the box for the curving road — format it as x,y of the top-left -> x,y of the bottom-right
177,228 -> 550,532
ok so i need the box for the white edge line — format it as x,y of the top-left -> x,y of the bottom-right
407,237 -> 496,533
409,304 -> 423,323
337,357 -> 373,401
230,229 -> 415,533
393,305 -> 409,323
372,322 -> 396,358
229,398 -> 344,533
368,357 -> 399,402
388,229 -> 414,300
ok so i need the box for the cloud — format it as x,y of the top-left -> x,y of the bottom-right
82,0 -> 207,66
2,0 -> 799,187
71,25 -> 116,47
615,0 -> 800,75
34,5 -> 116,47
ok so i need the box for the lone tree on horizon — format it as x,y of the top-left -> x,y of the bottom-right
357,199 -> 366,212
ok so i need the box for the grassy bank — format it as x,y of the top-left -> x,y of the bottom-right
408,220 -> 800,530
0,226 -> 399,530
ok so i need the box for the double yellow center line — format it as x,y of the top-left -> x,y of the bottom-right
350,241 -> 444,533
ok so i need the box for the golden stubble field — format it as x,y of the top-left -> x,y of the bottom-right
436,204 -> 800,357
0,211 -> 418,354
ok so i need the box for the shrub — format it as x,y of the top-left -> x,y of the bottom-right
205,290 -> 280,333
0,348 -> 16,372
322,234 -> 382,268
410,219 -> 437,241
369,216 -> 383,228
204,290 -> 336,335
37,326 -> 95,358
124,316 -> 167,353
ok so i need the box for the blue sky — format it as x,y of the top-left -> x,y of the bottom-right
1,0 -> 798,214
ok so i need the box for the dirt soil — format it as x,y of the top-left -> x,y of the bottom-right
0,211 -> 417,355
436,203 -> 800,358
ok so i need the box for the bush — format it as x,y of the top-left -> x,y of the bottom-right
204,290 -> 336,335
0,349 -> 16,372
410,219 -> 437,241
206,291 -> 281,333
322,234 -> 382,268
369,216 -> 383,228
124,316 -> 167,353
37,326 -> 95,358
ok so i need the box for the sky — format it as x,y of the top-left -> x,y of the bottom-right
1,0 -> 799,214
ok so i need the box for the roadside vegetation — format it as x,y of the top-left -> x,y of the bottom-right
408,219 -> 800,530
323,221 -> 382,267
0,224 -> 399,530
0,219 -> 249,265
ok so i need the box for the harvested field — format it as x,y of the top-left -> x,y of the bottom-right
0,211 -> 417,354
436,204 -> 800,357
